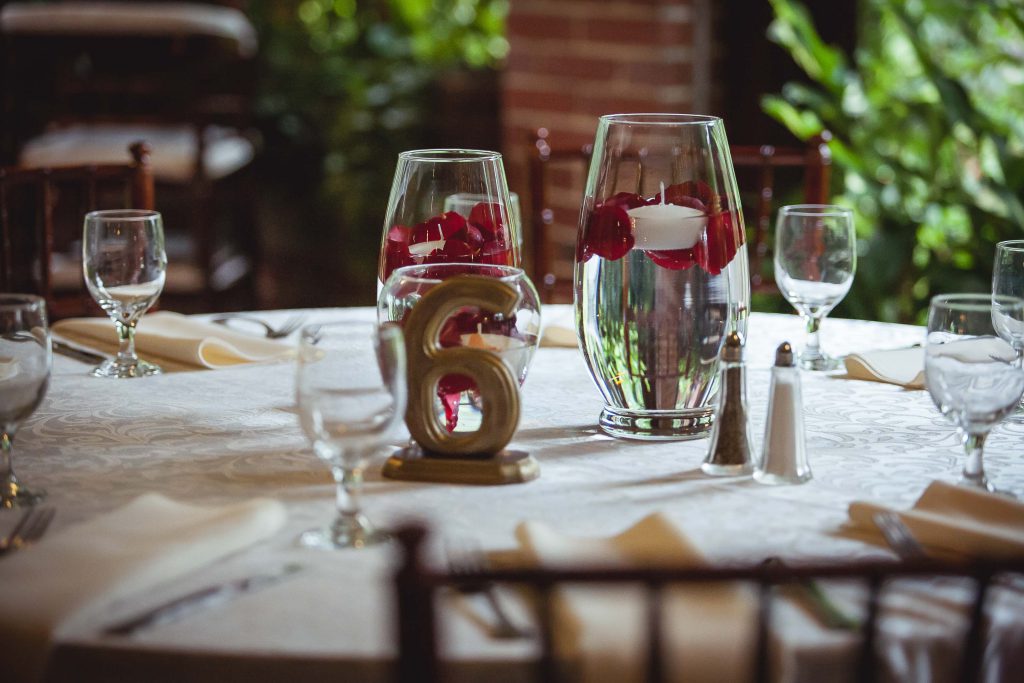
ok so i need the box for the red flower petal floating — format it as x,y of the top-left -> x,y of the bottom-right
646,248 -> 698,270
468,202 -> 504,238
579,204 -> 634,262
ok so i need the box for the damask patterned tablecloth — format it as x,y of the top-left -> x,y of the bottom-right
10,306 -> 1024,681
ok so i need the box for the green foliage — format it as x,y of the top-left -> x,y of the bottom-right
247,0 -> 507,299
764,0 -> 1024,323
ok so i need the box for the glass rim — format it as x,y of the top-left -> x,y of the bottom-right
388,263 -> 524,283
0,293 -> 46,311
397,149 -> 502,163
84,209 -> 162,221
995,239 -> 1024,252
778,204 -> 853,217
299,320 -> 394,342
600,113 -> 721,126
932,293 -> 1024,311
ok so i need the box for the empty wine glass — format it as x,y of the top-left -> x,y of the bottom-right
83,210 -> 167,378
296,321 -> 407,549
774,205 -> 856,370
926,293 -> 1024,492
0,294 -> 51,508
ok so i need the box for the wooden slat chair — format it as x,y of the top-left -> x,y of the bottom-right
394,523 -> 1024,683
526,129 -> 832,304
0,142 -> 154,319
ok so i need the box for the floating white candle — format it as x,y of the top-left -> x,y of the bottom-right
408,240 -> 446,257
627,185 -> 707,250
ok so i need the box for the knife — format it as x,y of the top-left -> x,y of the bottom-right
103,563 -> 304,636
52,340 -> 108,365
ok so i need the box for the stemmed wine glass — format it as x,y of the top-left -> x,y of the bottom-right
296,321 -> 407,549
0,295 -> 51,508
774,205 -> 856,370
82,210 -> 167,378
926,294 -> 1024,492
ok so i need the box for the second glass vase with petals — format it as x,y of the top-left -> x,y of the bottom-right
576,114 -> 750,440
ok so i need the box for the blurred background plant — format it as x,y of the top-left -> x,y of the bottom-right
247,0 -> 508,305
763,0 -> 1024,323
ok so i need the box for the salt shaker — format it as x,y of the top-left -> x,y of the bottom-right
754,341 -> 812,485
702,331 -> 754,476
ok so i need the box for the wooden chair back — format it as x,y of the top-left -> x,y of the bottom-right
394,523 -> 1023,683
526,130 -> 832,303
0,142 -> 154,319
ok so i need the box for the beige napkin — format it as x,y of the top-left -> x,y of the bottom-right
843,347 -> 925,389
848,481 -> 1024,559
539,307 -> 578,348
0,493 -> 287,681
53,311 -> 293,371
515,513 -> 756,683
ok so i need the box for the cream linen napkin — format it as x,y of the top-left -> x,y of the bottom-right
539,306 -> 577,348
52,311 -> 293,371
515,513 -> 757,683
0,493 -> 287,682
847,481 -> 1024,558
843,347 -> 925,389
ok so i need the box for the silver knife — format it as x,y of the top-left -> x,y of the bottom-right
52,340 -> 108,365
103,563 -> 304,636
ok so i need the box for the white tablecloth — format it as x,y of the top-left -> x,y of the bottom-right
10,306 -> 1024,681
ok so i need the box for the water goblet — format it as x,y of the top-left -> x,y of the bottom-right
926,293 -> 1024,492
0,294 -> 51,508
82,209 -> 167,378
296,321 -> 407,549
379,149 -> 521,287
774,205 -> 856,371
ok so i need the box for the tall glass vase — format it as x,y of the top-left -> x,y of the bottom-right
575,114 -> 750,440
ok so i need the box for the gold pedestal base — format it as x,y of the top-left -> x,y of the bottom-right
382,446 -> 539,485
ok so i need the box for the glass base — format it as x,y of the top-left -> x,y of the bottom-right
91,357 -> 162,378
1,484 -> 46,509
958,472 -> 1000,495
754,469 -> 813,486
798,353 -> 842,372
599,407 -> 714,441
701,461 -> 754,477
299,514 -> 389,550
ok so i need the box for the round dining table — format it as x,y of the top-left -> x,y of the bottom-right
9,305 -> 1024,681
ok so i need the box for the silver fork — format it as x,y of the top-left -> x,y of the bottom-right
446,540 -> 532,639
0,506 -> 55,556
211,314 -> 306,339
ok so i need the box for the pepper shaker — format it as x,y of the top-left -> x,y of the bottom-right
754,341 -> 812,485
702,331 -> 754,476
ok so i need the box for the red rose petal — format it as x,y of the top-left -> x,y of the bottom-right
442,238 -> 474,260
387,225 -> 412,245
412,220 -> 444,244
440,211 -> 467,239
670,180 -> 714,207
468,202 -> 503,236
580,204 -> 634,261
479,240 -> 514,266
604,192 -> 646,210
646,248 -> 697,270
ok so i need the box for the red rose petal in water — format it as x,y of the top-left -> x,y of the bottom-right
411,220 -> 443,244
668,180 -> 714,207
439,211 -> 467,239
468,202 -> 504,238
479,240 -> 514,266
442,238 -> 475,261
580,204 -> 634,261
604,192 -> 647,210
646,248 -> 697,270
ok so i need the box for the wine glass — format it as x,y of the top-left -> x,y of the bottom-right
774,204 -> 856,371
82,210 -> 167,378
378,149 -> 521,287
296,321 -> 407,549
0,294 -> 51,508
926,293 -> 1024,492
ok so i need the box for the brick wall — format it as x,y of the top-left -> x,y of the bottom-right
500,0 -> 714,278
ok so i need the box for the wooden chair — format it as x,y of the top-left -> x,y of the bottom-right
394,523 -> 1024,683
0,1 -> 260,311
0,142 -> 154,319
526,129 -> 832,303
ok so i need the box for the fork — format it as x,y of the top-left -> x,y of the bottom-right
211,314 -> 306,339
446,540 -> 533,639
0,506 -> 55,556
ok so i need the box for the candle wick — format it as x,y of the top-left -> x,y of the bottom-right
477,323 -> 483,334
660,181 -> 666,206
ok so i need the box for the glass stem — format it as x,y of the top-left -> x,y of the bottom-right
331,463 -> 363,524
0,430 -> 18,502
961,431 -> 989,489
115,319 -> 137,363
804,315 -> 823,358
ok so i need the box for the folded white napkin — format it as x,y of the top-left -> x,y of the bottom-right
847,481 -> 1024,559
843,347 -> 925,389
52,311 -> 293,371
515,513 -> 756,683
539,307 -> 578,349
0,493 -> 287,681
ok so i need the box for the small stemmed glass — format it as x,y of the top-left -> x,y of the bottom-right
83,210 -> 167,378
992,240 -> 1024,419
0,295 -> 51,508
925,294 -> 1024,492
774,205 -> 856,370
296,322 -> 407,549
